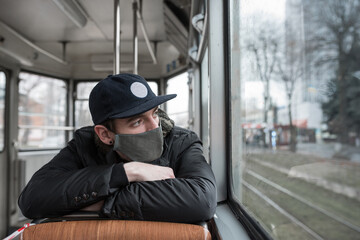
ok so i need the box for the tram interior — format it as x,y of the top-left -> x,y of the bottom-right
1,0 -> 360,240
0,0 -> 223,239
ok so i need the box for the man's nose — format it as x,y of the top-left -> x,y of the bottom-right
146,116 -> 159,131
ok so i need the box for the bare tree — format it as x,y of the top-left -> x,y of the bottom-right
276,19 -> 304,152
19,79 -> 41,146
247,29 -> 278,125
245,21 -> 280,148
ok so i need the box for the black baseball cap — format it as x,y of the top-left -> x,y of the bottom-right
89,73 -> 176,125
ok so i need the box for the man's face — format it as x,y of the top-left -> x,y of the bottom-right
112,107 -> 160,135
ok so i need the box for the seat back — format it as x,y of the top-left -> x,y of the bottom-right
22,220 -> 212,240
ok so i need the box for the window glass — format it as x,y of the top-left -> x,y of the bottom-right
166,72 -> 189,128
201,49 -> 210,161
74,81 -> 158,128
75,82 -> 97,128
0,72 -> 6,151
148,81 -> 158,96
232,1 -> 360,239
18,72 -> 67,149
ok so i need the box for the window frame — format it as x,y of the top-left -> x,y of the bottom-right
165,70 -> 190,129
0,68 -> 9,153
17,71 -> 70,151
162,69 -> 187,110
223,0 -> 273,239
73,80 -> 99,129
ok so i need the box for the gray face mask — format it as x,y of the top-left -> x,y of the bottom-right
113,126 -> 163,162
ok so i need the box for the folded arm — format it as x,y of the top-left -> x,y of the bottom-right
18,140 -> 128,219
102,142 -> 217,223
82,162 -> 175,211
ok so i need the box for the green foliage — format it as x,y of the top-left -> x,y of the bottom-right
322,74 -> 360,135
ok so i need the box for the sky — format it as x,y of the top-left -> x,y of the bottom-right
241,0 -> 288,108
241,0 -> 286,20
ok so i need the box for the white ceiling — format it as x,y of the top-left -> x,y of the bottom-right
0,0 -> 187,79
0,0 -> 167,42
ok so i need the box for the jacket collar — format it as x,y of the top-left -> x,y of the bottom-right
158,108 -> 174,137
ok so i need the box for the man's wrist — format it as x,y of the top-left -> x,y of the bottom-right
123,162 -> 139,182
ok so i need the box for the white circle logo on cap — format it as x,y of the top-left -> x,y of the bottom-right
130,82 -> 148,98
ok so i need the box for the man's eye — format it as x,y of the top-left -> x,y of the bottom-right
133,120 -> 141,126
153,111 -> 159,118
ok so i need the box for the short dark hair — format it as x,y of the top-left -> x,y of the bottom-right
100,119 -> 116,132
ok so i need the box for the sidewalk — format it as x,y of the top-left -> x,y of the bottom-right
296,142 -> 360,163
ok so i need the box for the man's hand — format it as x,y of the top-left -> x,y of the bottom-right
124,162 -> 175,182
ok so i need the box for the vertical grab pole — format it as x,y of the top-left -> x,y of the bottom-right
133,0 -> 138,74
114,0 -> 121,74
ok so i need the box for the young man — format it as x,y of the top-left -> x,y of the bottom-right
18,73 -> 217,223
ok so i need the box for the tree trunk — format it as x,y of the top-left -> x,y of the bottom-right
262,81 -> 270,148
337,64 -> 348,143
288,95 -> 296,152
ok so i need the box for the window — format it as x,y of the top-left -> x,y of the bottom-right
0,72 -> 6,151
148,81 -> 158,96
231,1 -> 360,239
74,81 -> 158,128
18,72 -> 67,149
75,82 -> 98,128
201,49 -> 210,161
166,72 -> 189,128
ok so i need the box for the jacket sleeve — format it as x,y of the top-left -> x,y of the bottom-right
102,132 -> 217,223
18,139 -> 128,219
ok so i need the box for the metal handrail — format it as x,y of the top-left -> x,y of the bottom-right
18,125 -> 75,131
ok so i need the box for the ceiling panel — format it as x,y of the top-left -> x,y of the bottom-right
0,0 -> 187,78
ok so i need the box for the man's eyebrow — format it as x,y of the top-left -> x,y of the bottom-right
125,107 -> 159,123
125,114 -> 145,123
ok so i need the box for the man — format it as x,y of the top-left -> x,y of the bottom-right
18,73 -> 217,223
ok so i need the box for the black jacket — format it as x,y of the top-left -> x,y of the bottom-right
18,124 -> 217,223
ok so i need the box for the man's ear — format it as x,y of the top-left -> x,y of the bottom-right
94,125 -> 114,145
